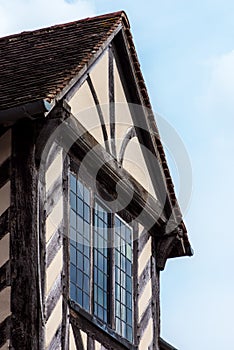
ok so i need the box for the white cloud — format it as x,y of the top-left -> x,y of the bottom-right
0,0 -> 95,36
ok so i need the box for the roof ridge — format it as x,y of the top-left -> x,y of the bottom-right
0,11 -> 128,42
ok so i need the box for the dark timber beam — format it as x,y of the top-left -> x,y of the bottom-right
10,118 -> 41,349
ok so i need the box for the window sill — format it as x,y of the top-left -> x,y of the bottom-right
69,300 -> 136,350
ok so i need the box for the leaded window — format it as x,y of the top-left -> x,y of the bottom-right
70,176 -> 91,312
93,202 -> 109,323
115,216 -> 133,341
69,172 -> 134,343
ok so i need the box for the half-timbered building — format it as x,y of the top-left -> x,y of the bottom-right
0,11 -> 192,350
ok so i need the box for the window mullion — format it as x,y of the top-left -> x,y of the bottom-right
90,190 -> 95,315
108,212 -> 115,329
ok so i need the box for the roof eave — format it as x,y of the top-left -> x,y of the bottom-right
0,99 -> 52,123
159,337 -> 178,350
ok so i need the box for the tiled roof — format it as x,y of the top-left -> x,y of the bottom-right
0,11 -> 126,111
0,11 -> 192,256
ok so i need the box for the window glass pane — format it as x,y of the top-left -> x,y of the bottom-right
77,288 -> 82,305
116,318 -> 121,334
114,216 -> 133,342
77,200 -> 83,217
70,263 -> 76,279
70,209 -> 76,229
126,291 -> 132,309
70,191 -> 76,211
93,201 -> 109,323
77,180 -> 83,199
70,282 -> 76,301
69,174 -> 91,312
70,174 -> 76,193
70,245 -> 76,265
84,186 -> 90,205
70,227 -> 76,244
83,293 -> 89,311
127,326 -> 132,342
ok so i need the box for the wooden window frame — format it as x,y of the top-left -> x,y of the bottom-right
68,159 -> 137,347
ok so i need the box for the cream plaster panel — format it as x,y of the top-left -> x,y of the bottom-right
95,341 -> 101,350
0,181 -> 10,217
0,130 -> 11,166
123,139 -> 157,198
46,151 -> 63,192
80,330 -> 87,349
115,103 -> 134,158
46,247 -> 63,294
138,279 -> 152,320
0,287 -> 11,323
138,236 -> 152,277
0,233 -> 10,268
69,325 -> 77,350
0,340 -> 10,350
114,57 -> 127,104
113,58 -> 134,157
69,81 -> 105,146
46,197 -> 63,243
138,223 -> 145,238
89,51 -> 109,106
45,295 -> 63,347
139,317 -> 153,350
89,51 -> 110,145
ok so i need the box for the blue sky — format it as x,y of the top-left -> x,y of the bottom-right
1,1 -> 234,348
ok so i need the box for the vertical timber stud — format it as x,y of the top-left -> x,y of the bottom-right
62,154 -> 70,350
152,237 -> 160,350
133,222 -> 139,347
11,118 -> 40,349
109,46 -> 116,159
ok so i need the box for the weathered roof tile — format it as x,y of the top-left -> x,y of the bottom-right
0,11 -> 125,110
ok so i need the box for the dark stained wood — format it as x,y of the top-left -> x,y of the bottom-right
138,229 -> 150,255
133,222 -> 139,347
138,258 -> 151,298
0,315 -> 11,348
159,338 -> 178,350
45,274 -> 62,321
62,154 -> 70,350
70,306 -> 136,350
87,335 -> 95,350
109,47 -> 116,159
10,118 -> 40,349
137,302 -> 152,339
109,212 -> 115,329
46,175 -> 63,218
0,126 -> 10,138
152,237 -> 160,350
156,234 -> 179,271
0,208 -> 10,240
47,325 -> 62,350
34,100 -> 70,168
46,225 -> 63,268
118,126 -> 136,165
0,158 -> 10,188
70,323 -> 85,350
0,260 -> 10,292
37,137 -> 47,350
